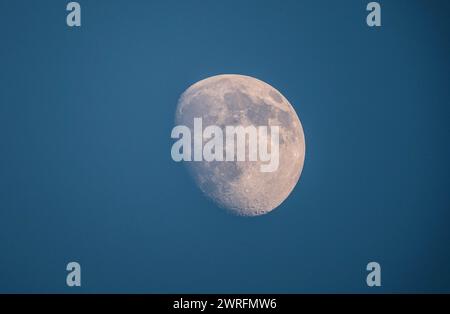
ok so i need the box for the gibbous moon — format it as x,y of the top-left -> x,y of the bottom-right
175,74 -> 305,216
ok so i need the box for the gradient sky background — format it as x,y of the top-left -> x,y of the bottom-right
0,0 -> 449,293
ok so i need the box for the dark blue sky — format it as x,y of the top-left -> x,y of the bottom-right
0,0 -> 449,292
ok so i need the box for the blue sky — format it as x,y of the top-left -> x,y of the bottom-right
0,0 -> 449,292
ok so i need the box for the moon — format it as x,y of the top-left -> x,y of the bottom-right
175,74 -> 305,216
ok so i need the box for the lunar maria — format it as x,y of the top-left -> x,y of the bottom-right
171,117 -> 280,172
171,74 -> 305,216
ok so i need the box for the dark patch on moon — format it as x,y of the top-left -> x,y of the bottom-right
224,90 -> 253,111
247,100 -> 274,125
278,109 -> 292,126
269,90 -> 283,103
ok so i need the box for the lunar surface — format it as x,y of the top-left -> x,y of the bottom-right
175,74 -> 305,216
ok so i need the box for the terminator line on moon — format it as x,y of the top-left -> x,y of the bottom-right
175,74 -> 305,216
